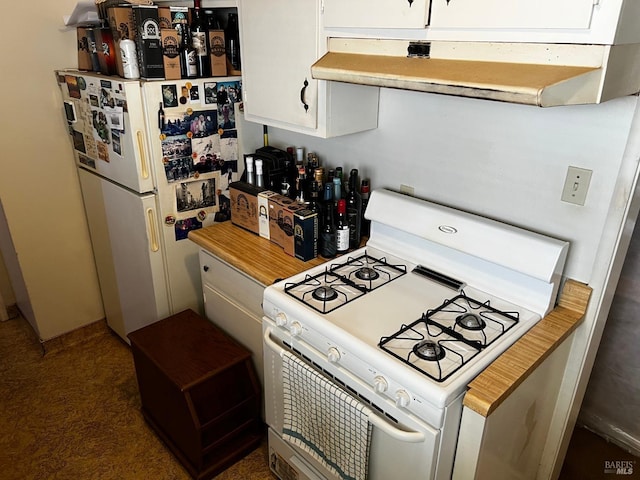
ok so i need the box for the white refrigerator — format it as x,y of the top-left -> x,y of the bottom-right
56,71 -> 260,342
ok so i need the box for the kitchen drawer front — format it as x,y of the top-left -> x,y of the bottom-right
199,249 -> 264,319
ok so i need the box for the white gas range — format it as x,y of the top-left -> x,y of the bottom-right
262,189 -> 568,480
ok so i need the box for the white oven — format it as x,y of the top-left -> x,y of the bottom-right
262,189 -> 569,480
263,319 -> 463,480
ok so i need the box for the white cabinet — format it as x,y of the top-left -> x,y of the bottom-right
199,249 -> 265,387
237,0 -> 379,137
430,0 -> 595,30
323,0 -> 429,29
322,0 -> 594,30
322,0 -> 636,46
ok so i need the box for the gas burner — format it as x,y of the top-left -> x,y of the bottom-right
455,313 -> 486,331
413,339 -> 446,361
312,286 -> 338,302
329,252 -> 407,293
355,266 -> 380,281
284,269 -> 368,314
427,293 -> 520,348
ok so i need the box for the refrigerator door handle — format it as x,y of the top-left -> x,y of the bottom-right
146,208 -> 160,252
136,130 -> 150,179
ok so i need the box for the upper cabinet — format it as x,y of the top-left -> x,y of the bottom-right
313,0 -> 640,107
429,0 -> 595,30
321,0 -> 638,45
237,0 -> 378,138
322,0 -> 429,29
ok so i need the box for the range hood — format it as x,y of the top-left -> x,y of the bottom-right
311,39 -> 640,107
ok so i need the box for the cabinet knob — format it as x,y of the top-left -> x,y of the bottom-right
203,265 -> 209,272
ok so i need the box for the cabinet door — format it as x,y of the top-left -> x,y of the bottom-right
323,0 -> 430,29
430,0 -> 595,30
238,0 -> 318,129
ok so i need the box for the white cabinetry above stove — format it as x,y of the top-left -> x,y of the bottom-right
314,0 -> 640,106
324,0 -> 595,32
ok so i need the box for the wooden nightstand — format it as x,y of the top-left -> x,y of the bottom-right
128,309 -> 263,480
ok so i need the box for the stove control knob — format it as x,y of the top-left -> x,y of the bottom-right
373,376 -> 388,393
327,347 -> 341,363
395,389 -> 411,408
275,312 -> 287,327
289,321 -> 302,337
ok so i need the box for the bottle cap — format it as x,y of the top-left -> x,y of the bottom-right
337,199 -> 346,214
245,156 -> 254,171
255,158 -> 263,174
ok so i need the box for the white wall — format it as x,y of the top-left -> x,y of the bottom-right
267,87 -> 637,284
0,0 -> 104,340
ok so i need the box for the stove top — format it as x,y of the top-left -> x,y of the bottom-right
263,189 -> 569,407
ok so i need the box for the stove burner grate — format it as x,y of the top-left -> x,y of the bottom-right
427,293 -> 520,348
330,253 -> 407,292
285,251 -> 407,314
379,292 -> 521,382
284,269 -> 368,314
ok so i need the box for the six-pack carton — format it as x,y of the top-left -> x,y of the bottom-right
230,184 -> 319,261
132,5 -> 164,79
229,182 -> 265,235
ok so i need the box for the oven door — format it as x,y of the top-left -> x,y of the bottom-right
263,321 -> 442,480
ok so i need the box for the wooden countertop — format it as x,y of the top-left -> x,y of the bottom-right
463,279 -> 592,417
188,222 -> 327,285
190,222 -> 592,418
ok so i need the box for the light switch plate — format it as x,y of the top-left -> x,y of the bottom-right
561,166 -> 592,206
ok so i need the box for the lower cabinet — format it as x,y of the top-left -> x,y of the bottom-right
199,249 -> 265,388
452,333 -> 574,480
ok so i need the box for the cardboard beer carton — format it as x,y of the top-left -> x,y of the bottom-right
294,209 -> 318,261
76,27 -> 92,71
107,6 -> 136,77
132,5 -> 164,79
258,191 -> 279,240
208,30 -> 227,76
230,182 -> 266,235
161,29 -> 181,80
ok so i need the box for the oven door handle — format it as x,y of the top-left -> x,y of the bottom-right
263,327 -> 426,443
263,326 -> 287,357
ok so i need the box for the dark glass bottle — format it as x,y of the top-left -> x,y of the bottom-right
180,23 -> 197,79
360,179 -> 371,237
346,169 -> 362,249
336,199 -> 350,254
225,13 -> 241,71
319,183 -> 336,259
308,181 -> 321,216
190,0 -> 211,77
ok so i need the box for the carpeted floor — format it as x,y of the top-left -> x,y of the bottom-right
2,314 -> 637,480
0,315 -> 274,480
